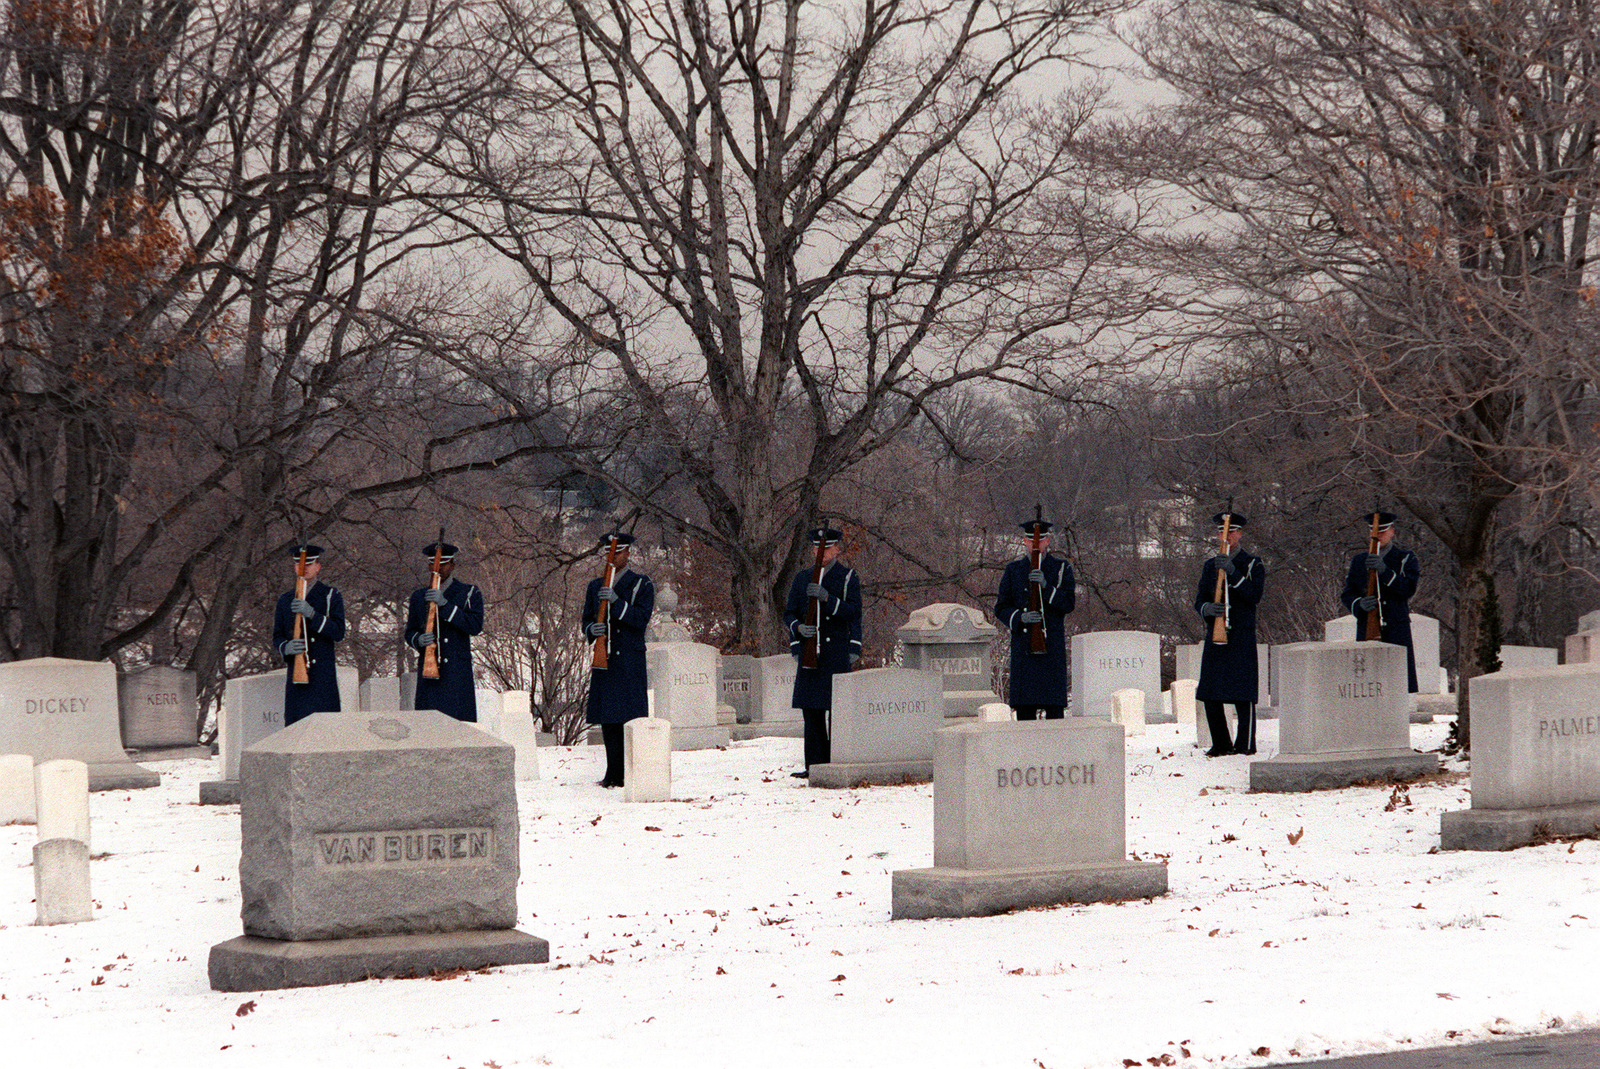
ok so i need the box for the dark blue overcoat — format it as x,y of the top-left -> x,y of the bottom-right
406,578 -> 485,722
1339,544 -> 1421,692
273,581 -> 346,726
1194,550 -> 1265,704
994,554 -> 1076,706
784,561 -> 862,710
584,569 -> 654,725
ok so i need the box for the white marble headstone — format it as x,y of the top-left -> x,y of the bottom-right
1069,631 -> 1161,722
0,658 -> 158,790
830,668 -> 944,765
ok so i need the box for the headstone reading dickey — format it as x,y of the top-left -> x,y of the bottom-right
0,658 -> 159,791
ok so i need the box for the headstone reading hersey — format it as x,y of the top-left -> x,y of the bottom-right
0,658 -> 158,791
1441,663 -> 1600,850
810,668 -> 944,789
1070,631 -> 1166,724
892,719 -> 1166,919
1250,641 -> 1436,792
208,710 -> 547,991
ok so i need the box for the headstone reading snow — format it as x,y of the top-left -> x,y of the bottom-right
894,603 -> 999,718
34,758 -> 90,849
891,719 -> 1166,918
1250,641 -> 1436,791
208,710 -> 547,991
0,658 -> 158,791
1441,663 -> 1600,850
750,655 -> 803,735
0,753 -> 35,825
34,838 -> 92,925
1110,688 -> 1146,736
1070,632 -> 1164,724
624,717 -> 672,802
810,668 -> 943,788
647,642 -> 729,749
117,665 -> 200,752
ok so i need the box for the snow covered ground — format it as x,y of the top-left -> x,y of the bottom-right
3,719 -> 1598,1069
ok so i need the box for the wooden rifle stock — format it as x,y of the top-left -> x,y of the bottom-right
1209,514 -> 1232,645
801,533 -> 827,670
1027,522 -> 1047,655
422,530 -> 444,679
291,548 -> 310,684
1364,512 -> 1383,641
592,536 -> 620,670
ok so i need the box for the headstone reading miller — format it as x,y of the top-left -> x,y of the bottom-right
891,719 -> 1166,919
810,668 -> 944,789
208,709 -> 547,991
0,658 -> 158,791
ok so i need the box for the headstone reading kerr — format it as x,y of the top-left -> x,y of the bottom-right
891,719 -> 1166,919
894,603 -> 1000,719
1250,641 -> 1436,792
1441,663 -> 1600,850
810,668 -> 943,789
208,709 -> 547,991
0,658 -> 158,791
117,665 -> 201,754
1069,632 -> 1165,724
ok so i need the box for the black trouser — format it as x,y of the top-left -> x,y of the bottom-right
1203,701 -> 1256,753
802,708 -> 831,769
1013,705 -> 1065,720
601,722 -> 625,784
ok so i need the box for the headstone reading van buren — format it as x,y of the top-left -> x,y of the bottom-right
1250,641 -> 1436,792
891,719 -> 1166,919
1441,663 -> 1600,850
810,668 -> 944,789
208,709 -> 547,991
1069,632 -> 1166,723
0,658 -> 159,791
894,603 -> 999,718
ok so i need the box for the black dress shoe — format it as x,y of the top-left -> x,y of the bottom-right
790,770 -> 809,779
1233,747 -> 1256,756
598,778 -> 621,788
1204,746 -> 1231,757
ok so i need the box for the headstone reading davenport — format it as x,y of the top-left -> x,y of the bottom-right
117,665 -> 202,755
0,658 -> 159,791
750,655 -> 804,736
810,668 -> 943,789
1441,663 -> 1600,850
208,710 -> 547,991
646,642 -> 730,750
891,719 -> 1167,919
894,603 -> 1000,718
1250,641 -> 1436,792
1070,632 -> 1165,723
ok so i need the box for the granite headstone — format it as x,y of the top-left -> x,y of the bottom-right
895,603 -> 999,718
0,658 -> 158,791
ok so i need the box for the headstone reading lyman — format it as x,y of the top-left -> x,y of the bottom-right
894,603 -> 1000,719
0,658 -> 158,791
117,665 -> 203,757
1250,641 -> 1436,792
809,668 -> 944,789
891,719 -> 1167,919
1069,632 -> 1165,723
208,709 -> 547,991
1441,663 -> 1600,850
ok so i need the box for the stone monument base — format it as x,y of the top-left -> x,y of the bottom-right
891,860 -> 1168,920
198,779 -> 239,806
89,760 -> 160,791
1250,750 -> 1438,793
126,745 -> 211,763
209,928 -> 549,991
730,722 -> 804,741
1440,801 -> 1600,852
1254,705 -> 1279,721
669,725 -> 731,750
1413,693 -> 1456,722
810,759 -> 932,789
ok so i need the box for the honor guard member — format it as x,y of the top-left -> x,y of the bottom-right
784,527 -> 863,777
994,518 -> 1076,719
1194,512 -> 1265,755
1340,510 -> 1422,692
405,542 -> 485,722
273,544 -> 347,726
583,533 -> 654,788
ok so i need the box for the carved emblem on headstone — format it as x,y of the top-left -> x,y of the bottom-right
368,717 -> 412,741
1351,652 -> 1367,677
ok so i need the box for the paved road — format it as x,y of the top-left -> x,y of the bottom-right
1264,1030 -> 1600,1068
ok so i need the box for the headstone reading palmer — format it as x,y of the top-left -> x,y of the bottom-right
892,719 -> 1167,919
208,709 -> 547,991
0,658 -> 159,791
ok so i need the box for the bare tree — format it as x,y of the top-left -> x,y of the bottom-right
438,0 -> 1149,650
